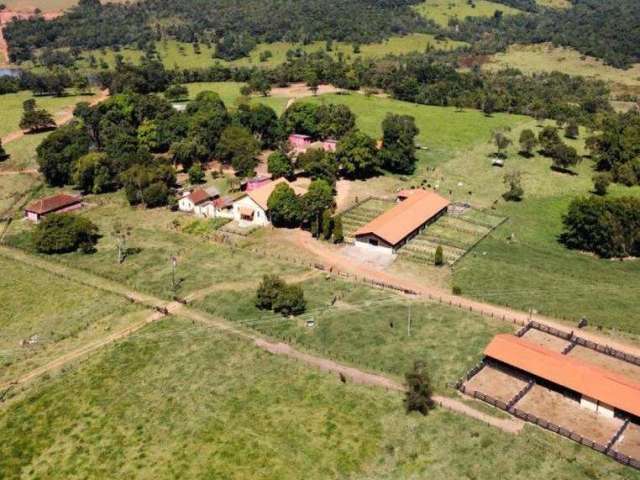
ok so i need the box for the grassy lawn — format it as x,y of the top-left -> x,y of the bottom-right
183,82 -> 289,114
1,317 -> 637,479
0,90 -> 97,138
75,34 -> 466,71
192,276 -> 515,392
535,0 -> 571,8
0,173 -> 40,215
485,43 -> 640,96
453,189 -> 640,337
0,133 -> 47,171
7,191 -> 307,299
413,0 -> 522,27
0,255 -> 151,384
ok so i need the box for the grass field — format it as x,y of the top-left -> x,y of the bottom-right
0,254 -> 151,384
74,34 -> 466,71
413,0 -> 522,27
0,90 -> 97,137
485,43 -> 640,96
1,317 -> 638,479
183,82 -> 289,114
535,0 -> 571,8
7,191 -> 307,299
192,275 -> 515,392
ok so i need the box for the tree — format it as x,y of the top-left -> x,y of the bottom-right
216,126 -> 260,178
404,361 -> 435,415
322,209 -> 333,240
492,131 -> 512,158
518,129 -> 537,157
282,102 -> 319,138
233,103 -> 282,148
112,221 -> 132,264
164,84 -> 188,102
297,148 -> 338,185
482,95 -> 496,117
255,274 -> 286,310
267,183 -> 303,227
316,104 -> 356,139
503,170 -> 524,201
73,152 -> 117,194
302,179 -> 334,227
120,163 -> 175,207
247,71 -> 271,97
188,163 -> 205,184
551,142 -> 581,171
380,114 -> 419,174
273,284 -> 306,316
335,130 -> 380,179
305,69 -> 319,96
267,151 -> 293,179
0,139 -> 8,161
142,182 -> 169,208
593,173 -> 611,196
332,216 -> 344,244
434,245 -> 444,266
538,126 -> 562,156
171,138 -> 207,171
20,99 -> 56,133
565,119 -> 579,139
37,123 -> 91,186
32,214 -> 99,254
187,92 -> 230,154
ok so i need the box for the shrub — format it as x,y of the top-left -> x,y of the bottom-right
267,151 -> 293,179
273,284 -> 306,316
255,274 -> 286,310
333,216 -> 344,244
322,209 -> 333,240
188,164 -> 205,184
592,173 -> 611,196
404,361 -> 434,415
0,139 -> 8,161
32,214 -> 99,254
452,285 -> 462,295
434,245 -> 444,266
142,182 -> 169,208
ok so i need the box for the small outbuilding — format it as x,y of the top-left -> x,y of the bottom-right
354,189 -> 450,254
24,193 -> 83,223
178,187 -> 220,213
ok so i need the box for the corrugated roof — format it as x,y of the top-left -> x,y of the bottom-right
485,334 -> 640,417
25,194 -> 81,215
355,189 -> 450,246
247,178 -> 306,211
189,189 -> 211,205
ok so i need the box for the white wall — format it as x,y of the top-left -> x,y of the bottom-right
354,238 -> 395,256
232,196 -> 270,227
178,197 -> 195,212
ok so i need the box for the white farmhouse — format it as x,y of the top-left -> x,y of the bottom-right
232,178 -> 306,227
178,187 -> 220,213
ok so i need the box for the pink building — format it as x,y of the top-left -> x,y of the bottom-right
243,175 -> 273,192
24,193 -> 83,223
322,139 -> 338,152
288,133 -> 312,151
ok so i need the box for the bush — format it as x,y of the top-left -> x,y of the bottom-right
592,173 -> 611,196
322,209 -> 333,240
267,151 -> 293,179
434,245 -> 444,266
333,216 -> 344,244
0,139 -> 8,161
142,182 -> 169,208
255,274 -> 306,316
452,285 -> 462,295
404,361 -> 434,415
188,164 -> 205,184
32,214 -> 99,254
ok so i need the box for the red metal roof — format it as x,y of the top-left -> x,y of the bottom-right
355,189 -> 450,246
188,189 -> 210,205
485,334 -> 640,417
25,194 -> 81,215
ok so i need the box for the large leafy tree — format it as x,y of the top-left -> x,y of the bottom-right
380,114 -> 419,174
36,123 -> 91,186
32,214 -> 100,254
267,183 -> 303,227
335,130 -> 380,179
216,126 -> 261,178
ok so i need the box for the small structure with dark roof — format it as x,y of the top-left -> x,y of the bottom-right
24,193 -> 83,223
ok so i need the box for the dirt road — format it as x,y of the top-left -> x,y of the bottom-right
288,230 -> 640,357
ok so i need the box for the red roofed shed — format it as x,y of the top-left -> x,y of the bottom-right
25,194 -> 83,223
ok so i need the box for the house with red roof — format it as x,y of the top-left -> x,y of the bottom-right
354,189 -> 450,254
178,187 -> 220,213
24,193 -> 83,223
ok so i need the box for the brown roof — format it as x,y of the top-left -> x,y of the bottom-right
25,194 -> 81,215
247,178 -> 307,211
485,334 -> 640,417
355,189 -> 450,246
188,189 -> 211,206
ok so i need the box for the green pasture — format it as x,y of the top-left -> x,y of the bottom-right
413,0 -> 522,27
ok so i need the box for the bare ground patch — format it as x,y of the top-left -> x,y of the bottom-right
515,385 -> 622,445
464,364 -> 528,403
613,422 -> 640,460
521,328 -> 570,353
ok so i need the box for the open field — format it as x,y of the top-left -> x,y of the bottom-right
0,255 -> 152,384
0,172 -> 38,215
192,275 -> 515,392
6,191 -> 307,299
413,0 -> 522,27
1,317 -> 638,479
74,34 -> 466,71
2,0 -> 131,11
183,82 -> 289,114
536,0 -> 571,8
485,43 -> 640,96
0,90 -> 98,138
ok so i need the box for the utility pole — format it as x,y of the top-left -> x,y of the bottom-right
407,303 -> 412,337
171,255 -> 177,297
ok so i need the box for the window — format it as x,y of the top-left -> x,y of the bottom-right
369,238 -> 378,246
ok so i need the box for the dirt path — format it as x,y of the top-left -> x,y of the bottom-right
288,230 -> 640,357
271,83 -> 342,100
1,89 -> 109,146
0,168 -> 38,176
